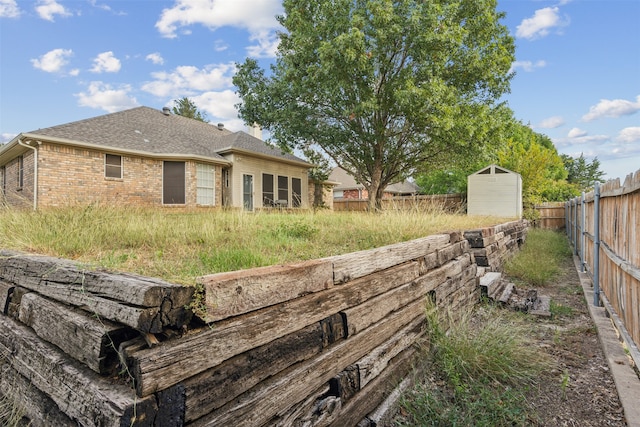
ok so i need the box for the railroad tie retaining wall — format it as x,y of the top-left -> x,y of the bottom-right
0,219 -> 527,426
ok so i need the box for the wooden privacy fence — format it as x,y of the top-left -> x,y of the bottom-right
333,194 -> 463,212
565,169 -> 640,365
533,202 -> 566,229
0,220 -> 526,426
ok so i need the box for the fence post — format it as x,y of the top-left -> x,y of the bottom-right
593,183 -> 600,307
581,192 -> 586,272
573,197 -> 580,256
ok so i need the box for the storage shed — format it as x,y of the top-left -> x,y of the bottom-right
467,164 -> 522,217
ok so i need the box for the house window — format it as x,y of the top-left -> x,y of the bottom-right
17,155 -> 23,188
196,163 -> 215,206
277,175 -> 288,205
105,154 -> 122,179
163,161 -> 186,204
262,173 -> 274,206
292,177 -> 302,208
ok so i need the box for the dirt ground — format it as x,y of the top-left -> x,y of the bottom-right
521,256 -> 629,426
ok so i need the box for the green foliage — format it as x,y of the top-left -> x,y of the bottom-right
172,97 -> 208,122
550,301 -> 575,318
504,229 -> 572,286
399,304 -> 550,426
496,123 -> 567,207
415,169 -> 469,194
561,153 -> 606,192
234,0 -> 515,210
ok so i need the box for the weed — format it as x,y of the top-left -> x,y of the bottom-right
504,229 -> 572,287
550,301 -> 575,318
399,302 -> 551,426
560,370 -> 570,400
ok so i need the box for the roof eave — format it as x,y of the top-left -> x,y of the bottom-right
18,133 -> 232,166
217,146 -> 313,168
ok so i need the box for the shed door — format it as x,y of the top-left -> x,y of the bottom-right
163,161 -> 186,204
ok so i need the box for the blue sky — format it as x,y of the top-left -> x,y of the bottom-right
1,0 -> 638,181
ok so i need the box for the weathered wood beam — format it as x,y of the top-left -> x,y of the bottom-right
0,250 -> 194,333
130,261 -> 420,397
17,292 -> 135,374
199,259 -> 333,323
0,315 -> 157,427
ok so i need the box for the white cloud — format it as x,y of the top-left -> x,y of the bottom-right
509,60 -> 547,74
193,90 -> 244,130
0,0 -> 20,18
567,127 -> 587,138
538,116 -> 565,129
582,95 -> 640,122
213,40 -> 229,52
247,30 -> 280,58
141,62 -> 236,98
31,48 -> 73,73
35,0 -> 71,22
90,51 -> 121,73
516,6 -> 568,40
146,53 -> 164,65
616,127 -> 640,144
1,132 -> 18,143
155,0 -> 283,58
75,81 -> 138,113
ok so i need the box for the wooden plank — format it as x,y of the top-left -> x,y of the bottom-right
329,234 -> 450,284
0,315 -> 157,427
183,322 -> 325,422
357,317 -> 424,388
0,362 -> 77,427
0,280 -> 14,314
342,256 -> 469,337
17,292 -> 135,374
601,242 -> 640,281
272,384 -> 336,427
156,384 -> 186,427
6,286 -> 28,319
189,298 -> 425,427
326,346 -> 418,427
199,259 -> 333,323
129,261 -> 421,397
0,250 -> 194,332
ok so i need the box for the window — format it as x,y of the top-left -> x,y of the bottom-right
292,177 -> 302,208
262,173 -> 274,206
196,163 -> 215,206
105,154 -> 122,179
277,175 -> 288,204
17,155 -> 23,188
163,161 -> 186,204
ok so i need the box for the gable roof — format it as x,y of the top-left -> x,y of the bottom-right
329,167 -> 420,194
1,106 -> 310,167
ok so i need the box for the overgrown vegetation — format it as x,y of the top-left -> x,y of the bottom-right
504,228 -> 572,286
0,205 -> 502,284
398,227 -> 576,426
398,304 -> 551,426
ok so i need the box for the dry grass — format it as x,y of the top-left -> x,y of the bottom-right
0,204 -> 505,284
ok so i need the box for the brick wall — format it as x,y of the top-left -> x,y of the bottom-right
35,142 -> 223,208
1,150 -> 35,209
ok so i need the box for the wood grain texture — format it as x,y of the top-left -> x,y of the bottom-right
200,259 -> 333,323
0,315 -> 157,427
0,280 -> 13,314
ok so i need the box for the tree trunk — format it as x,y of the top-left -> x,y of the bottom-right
367,166 -> 384,212
313,181 -> 324,208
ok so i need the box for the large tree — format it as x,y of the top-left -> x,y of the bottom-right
233,0 -> 515,210
561,153 -> 606,192
172,97 -> 208,122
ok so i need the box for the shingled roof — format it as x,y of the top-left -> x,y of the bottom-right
14,106 -> 309,166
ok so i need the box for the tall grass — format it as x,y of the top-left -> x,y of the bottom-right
504,228 -> 572,286
0,205 -> 503,284
399,304 -> 552,426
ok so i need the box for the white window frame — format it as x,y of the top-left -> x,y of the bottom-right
196,163 -> 216,206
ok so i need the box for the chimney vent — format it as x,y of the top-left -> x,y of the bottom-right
217,123 -> 224,130
162,107 -> 171,116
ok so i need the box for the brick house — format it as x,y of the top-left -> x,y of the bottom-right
329,167 -> 420,200
0,106 -> 312,210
